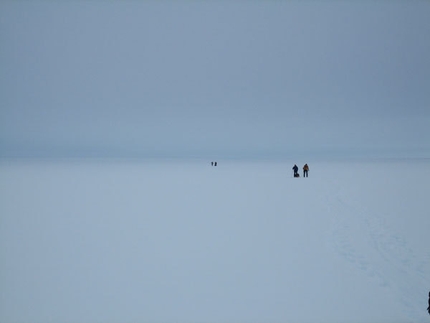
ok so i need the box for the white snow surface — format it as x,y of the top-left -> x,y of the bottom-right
1,159 -> 429,323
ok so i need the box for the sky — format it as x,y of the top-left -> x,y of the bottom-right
1,1 -> 429,159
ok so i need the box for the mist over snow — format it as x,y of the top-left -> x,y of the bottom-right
1,159 -> 429,323
1,2 -> 430,160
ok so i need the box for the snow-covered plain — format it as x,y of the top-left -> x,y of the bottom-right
1,159 -> 429,323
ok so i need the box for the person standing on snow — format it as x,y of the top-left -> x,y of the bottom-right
303,164 -> 309,177
427,291 -> 430,314
292,164 -> 299,177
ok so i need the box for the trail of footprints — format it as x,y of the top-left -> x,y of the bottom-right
327,184 -> 430,321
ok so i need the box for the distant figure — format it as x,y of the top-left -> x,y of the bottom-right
428,291 -> 430,315
292,164 -> 299,177
303,164 -> 309,177
211,162 -> 214,166
214,162 -> 217,166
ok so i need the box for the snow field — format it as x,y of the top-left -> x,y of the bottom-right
0,159 -> 429,323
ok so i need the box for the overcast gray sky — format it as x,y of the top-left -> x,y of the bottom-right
1,1 -> 429,159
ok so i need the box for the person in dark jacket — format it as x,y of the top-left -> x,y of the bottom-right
303,164 -> 309,177
292,164 -> 299,177
427,291 -> 430,314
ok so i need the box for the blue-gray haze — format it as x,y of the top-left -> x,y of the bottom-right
1,1 -> 429,159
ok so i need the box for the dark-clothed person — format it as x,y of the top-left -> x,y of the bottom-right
427,292 -> 430,315
303,164 -> 309,177
292,164 -> 299,177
